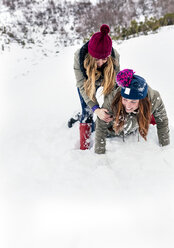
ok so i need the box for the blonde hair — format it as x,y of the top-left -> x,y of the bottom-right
83,53 -> 116,101
111,91 -> 151,140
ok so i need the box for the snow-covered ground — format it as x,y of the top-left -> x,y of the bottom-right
0,26 -> 174,248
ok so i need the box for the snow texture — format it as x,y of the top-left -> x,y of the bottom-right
0,26 -> 174,248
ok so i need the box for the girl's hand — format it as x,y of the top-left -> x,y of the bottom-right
94,108 -> 113,122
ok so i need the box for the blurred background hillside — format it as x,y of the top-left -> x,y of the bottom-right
0,0 -> 174,51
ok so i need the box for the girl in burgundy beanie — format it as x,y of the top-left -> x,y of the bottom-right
68,24 -> 120,150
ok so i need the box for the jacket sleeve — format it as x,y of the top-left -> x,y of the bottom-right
94,91 -> 115,154
73,49 -> 99,109
152,91 -> 170,146
95,117 -> 109,154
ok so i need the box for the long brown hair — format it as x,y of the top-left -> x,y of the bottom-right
83,53 -> 116,101
111,91 -> 151,140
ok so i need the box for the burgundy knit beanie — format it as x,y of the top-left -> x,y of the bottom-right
88,24 -> 112,59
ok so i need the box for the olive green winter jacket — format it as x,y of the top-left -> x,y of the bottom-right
73,46 -> 120,109
95,86 -> 170,154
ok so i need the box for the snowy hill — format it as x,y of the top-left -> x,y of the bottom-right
0,25 -> 174,248
1,0 -> 173,51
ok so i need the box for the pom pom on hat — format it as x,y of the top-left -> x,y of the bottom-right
100,24 -> 110,35
116,69 -> 135,87
88,24 -> 112,59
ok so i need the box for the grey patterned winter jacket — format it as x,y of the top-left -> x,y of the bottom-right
73,43 -> 120,109
95,86 -> 170,154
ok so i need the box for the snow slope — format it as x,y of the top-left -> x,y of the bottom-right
0,26 -> 174,248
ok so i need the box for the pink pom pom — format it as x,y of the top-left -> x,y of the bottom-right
116,69 -> 135,87
100,24 -> 110,35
